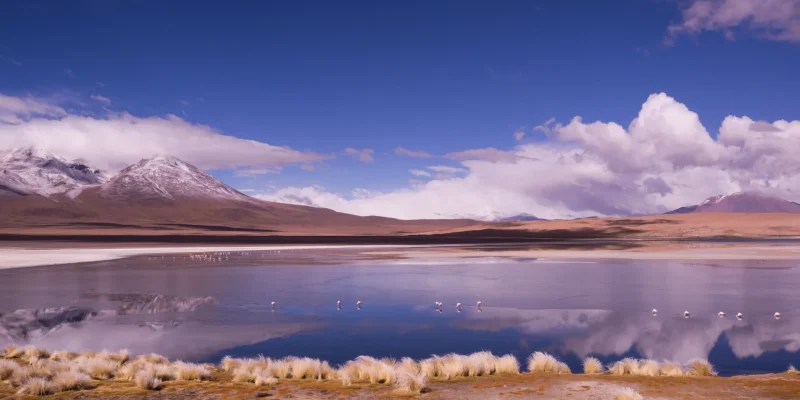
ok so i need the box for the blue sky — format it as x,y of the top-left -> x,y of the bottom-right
1,0 -> 799,219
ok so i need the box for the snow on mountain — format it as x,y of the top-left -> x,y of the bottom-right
0,147 -> 108,197
99,155 -> 249,201
667,191 -> 800,214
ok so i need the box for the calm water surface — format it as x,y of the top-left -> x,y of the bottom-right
1,248 -> 799,376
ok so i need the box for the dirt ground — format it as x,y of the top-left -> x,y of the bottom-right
4,371 -> 800,400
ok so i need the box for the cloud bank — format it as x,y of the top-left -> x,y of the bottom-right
0,94 -> 328,172
669,0 -> 800,42
260,92 -> 800,220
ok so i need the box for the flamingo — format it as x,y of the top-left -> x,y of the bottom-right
356,301 -> 362,310
718,311 -> 726,317
736,312 -> 743,320
774,312 -> 781,320
652,309 -> 658,315
683,311 -> 690,318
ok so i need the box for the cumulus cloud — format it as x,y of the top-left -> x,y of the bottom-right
513,130 -> 525,141
259,92 -> 800,220
445,147 -> 522,163
0,93 -> 328,172
90,95 -> 111,104
668,0 -> 800,43
395,147 -> 431,158
344,147 -> 375,163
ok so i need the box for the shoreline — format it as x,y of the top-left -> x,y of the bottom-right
1,240 -> 800,269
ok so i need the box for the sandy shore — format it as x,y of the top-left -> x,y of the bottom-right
3,240 -> 800,269
0,244 -> 423,269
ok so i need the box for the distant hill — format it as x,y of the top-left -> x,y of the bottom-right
0,147 -> 477,235
496,213 -> 545,222
666,192 -> 800,214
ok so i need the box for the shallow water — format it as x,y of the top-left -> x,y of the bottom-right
1,249 -> 799,376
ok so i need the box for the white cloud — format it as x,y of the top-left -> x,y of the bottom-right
258,92 -> 800,220
513,130 -> 525,141
344,147 -> 374,163
409,169 -> 431,177
180,99 -> 190,105
668,0 -> 800,43
395,147 -> 431,158
0,94 -> 67,124
445,148 -> 522,163
0,93 -> 328,172
90,95 -> 111,104
64,68 -> 76,79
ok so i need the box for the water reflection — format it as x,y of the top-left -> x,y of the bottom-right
0,255 -> 799,375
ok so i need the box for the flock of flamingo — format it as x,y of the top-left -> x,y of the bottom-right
145,251 -> 785,321
653,309 -> 781,320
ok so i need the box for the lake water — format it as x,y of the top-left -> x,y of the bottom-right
1,248 -> 799,376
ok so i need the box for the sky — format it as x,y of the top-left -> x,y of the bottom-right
1,0 -> 799,220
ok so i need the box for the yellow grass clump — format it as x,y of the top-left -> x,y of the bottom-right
134,370 -> 162,390
394,370 -> 428,395
221,355 -> 243,372
685,358 -> 716,376
16,377 -> 54,396
789,365 -> 800,374
52,371 -> 95,391
583,357 -> 603,374
608,358 -> 639,375
22,345 -> 50,361
659,361 -> 685,377
527,352 -> 560,373
255,374 -> 278,387
49,350 -> 80,362
495,354 -> 520,374
614,387 -> 644,400
75,357 -> 118,379
173,361 -> 211,381
638,359 -> 660,376
0,359 -> 20,380
136,353 -> 169,365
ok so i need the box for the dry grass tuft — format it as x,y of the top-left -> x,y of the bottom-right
49,350 -> 80,362
0,359 -> 19,380
136,353 -> 169,365
16,377 -> 54,396
173,361 -> 211,381
254,374 -> 278,387
52,371 -> 95,391
22,345 -> 50,361
76,357 -> 118,379
134,370 -> 162,390
583,357 -> 603,374
527,352 -> 560,373
788,365 -> 800,374
614,387 -> 643,400
495,354 -> 520,374
638,359 -> 660,376
2,345 -> 23,359
221,355 -> 242,372
685,358 -> 716,376
394,371 -> 428,395
608,358 -> 639,376
659,361 -> 684,377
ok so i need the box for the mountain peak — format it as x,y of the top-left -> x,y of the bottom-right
0,147 -> 107,197
668,191 -> 800,214
102,154 -> 247,202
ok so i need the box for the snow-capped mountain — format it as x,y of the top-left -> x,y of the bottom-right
99,155 -> 249,201
666,191 -> 800,214
0,147 -> 108,197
